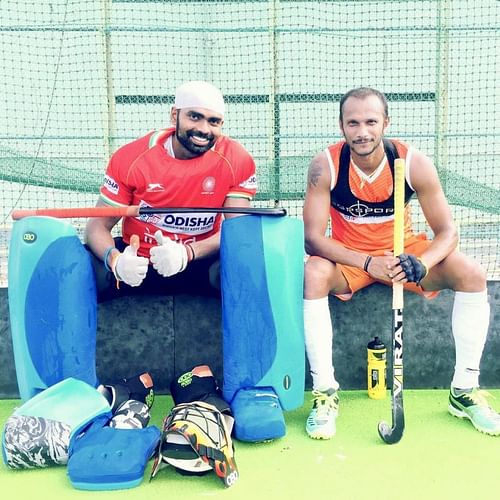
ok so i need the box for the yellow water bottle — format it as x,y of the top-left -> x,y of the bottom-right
367,336 -> 387,399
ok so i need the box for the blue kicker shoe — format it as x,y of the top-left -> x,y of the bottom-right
306,389 -> 339,440
448,387 -> 500,436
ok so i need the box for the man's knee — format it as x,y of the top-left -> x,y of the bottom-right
304,256 -> 338,293
459,259 -> 487,291
442,253 -> 487,292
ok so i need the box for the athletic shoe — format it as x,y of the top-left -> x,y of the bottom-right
448,387 -> 500,436
306,389 -> 339,440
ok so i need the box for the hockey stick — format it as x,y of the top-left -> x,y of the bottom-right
11,206 -> 287,220
378,157 -> 405,444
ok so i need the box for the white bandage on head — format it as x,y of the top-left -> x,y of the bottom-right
174,81 -> 225,117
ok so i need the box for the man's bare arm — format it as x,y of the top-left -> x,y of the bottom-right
84,199 -> 122,263
409,149 -> 459,269
303,152 -> 368,270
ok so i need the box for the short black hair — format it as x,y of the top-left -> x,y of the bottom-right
339,88 -> 388,121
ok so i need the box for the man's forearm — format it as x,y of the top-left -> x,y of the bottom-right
419,228 -> 459,269
188,232 -> 221,260
306,235 -> 368,269
85,221 -> 118,262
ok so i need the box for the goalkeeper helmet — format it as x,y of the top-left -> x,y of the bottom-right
150,401 -> 238,488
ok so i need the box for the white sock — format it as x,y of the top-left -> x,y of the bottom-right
304,297 -> 339,391
451,290 -> 490,389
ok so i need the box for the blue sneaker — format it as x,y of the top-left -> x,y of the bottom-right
306,389 -> 339,440
448,387 -> 500,436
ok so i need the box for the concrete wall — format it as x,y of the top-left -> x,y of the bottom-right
0,282 -> 499,399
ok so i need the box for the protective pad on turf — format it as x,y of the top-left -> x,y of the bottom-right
2,378 -> 111,469
231,387 -> 286,442
68,422 -> 160,490
2,415 -> 72,468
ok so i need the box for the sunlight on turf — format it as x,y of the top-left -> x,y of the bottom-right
2,390 -> 500,499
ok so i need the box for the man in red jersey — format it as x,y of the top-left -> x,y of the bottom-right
85,81 -> 257,300
302,87 -> 498,440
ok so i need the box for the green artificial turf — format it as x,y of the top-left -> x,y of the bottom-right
2,390 -> 500,500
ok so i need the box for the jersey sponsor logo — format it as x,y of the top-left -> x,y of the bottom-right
347,202 -> 394,217
201,176 -> 216,194
140,211 -> 216,236
333,200 -> 395,218
146,183 -> 165,192
103,175 -> 119,195
239,174 -> 257,190
160,213 -> 216,235
342,213 -> 393,225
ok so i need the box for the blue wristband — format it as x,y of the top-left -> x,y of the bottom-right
103,246 -> 116,272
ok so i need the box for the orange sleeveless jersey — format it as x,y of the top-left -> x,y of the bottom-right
326,139 -> 421,254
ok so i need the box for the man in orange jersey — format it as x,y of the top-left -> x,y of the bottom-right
85,81 -> 257,300
302,87 -> 498,439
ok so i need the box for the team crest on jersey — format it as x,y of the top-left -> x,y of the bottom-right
103,175 -> 119,195
201,176 -> 216,194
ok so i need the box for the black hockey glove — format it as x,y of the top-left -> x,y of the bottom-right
397,253 -> 428,284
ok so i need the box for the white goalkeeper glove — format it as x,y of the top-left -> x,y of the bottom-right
112,236 -> 149,287
149,230 -> 189,277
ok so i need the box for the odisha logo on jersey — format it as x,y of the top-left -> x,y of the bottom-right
162,214 -> 216,227
202,176 -> 216,194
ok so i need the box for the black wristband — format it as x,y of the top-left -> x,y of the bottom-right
363,255 -> 372,272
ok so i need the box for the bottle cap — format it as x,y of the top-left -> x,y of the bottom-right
367,336 -> 385,349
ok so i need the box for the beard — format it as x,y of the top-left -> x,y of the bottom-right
175,117 -> 216,156
350,137 -> 383,157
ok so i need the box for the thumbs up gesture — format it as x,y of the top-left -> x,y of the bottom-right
149,230 -> 189,278
112,235 -> 149,287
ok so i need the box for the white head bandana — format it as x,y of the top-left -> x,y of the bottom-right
174,81 -> 225,117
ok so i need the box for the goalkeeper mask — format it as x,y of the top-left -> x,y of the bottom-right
150,401 -> 238,487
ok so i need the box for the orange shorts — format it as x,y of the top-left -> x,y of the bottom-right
334,235 -> 440,301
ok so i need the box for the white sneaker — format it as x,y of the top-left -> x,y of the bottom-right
306,389 -> 339,440
449,387 -> 500,436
